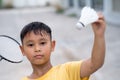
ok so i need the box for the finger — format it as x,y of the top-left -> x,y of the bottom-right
93,20 -> 106,27
92,18 -> 106,26
97,12 -> 105,21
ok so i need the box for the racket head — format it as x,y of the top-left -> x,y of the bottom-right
0,35 -> 23,63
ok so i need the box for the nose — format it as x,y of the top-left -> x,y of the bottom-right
34,44 -> 41,52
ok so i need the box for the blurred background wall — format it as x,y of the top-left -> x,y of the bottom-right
0,0 -> 119,25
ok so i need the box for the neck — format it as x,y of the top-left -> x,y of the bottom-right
29,61 -> 52,79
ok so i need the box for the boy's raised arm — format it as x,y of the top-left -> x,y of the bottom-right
80,13 -> 106,78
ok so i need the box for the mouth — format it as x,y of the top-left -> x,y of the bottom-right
34,54 -> 44,59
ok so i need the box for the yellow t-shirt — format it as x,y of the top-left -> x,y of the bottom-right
22,61 -> 89,80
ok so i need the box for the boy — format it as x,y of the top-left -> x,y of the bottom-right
20,13 -> 106,80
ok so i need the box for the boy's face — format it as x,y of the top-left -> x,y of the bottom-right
20,31 -> 55,65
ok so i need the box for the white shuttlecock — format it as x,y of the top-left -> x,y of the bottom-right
76,6 -> 99,29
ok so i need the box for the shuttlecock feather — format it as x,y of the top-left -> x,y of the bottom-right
76,6 -> 98,29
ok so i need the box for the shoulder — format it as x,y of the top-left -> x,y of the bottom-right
65,61 -> 83,65
63,60 -> 83,68
54,60 -> 83,72
21,77 -> 28,80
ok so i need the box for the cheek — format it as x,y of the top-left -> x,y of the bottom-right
24,50 -> 34,62
44,45 -> 52,56
23,47 -> 33,57
44,47 -> 51,55
44,43 -> 52,51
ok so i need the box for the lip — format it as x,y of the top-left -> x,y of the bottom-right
34,54 -> 44,59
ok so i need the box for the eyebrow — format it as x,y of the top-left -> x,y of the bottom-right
25,38 -> 48,44
39,38 -> 48,41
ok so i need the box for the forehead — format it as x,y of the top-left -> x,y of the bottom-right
23,31 -> 50,41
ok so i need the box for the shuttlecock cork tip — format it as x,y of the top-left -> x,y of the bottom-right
76,22 -> 85,30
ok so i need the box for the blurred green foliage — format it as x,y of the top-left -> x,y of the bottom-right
0,0 -> 2,8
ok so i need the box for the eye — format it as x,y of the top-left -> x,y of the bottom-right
27,43 -> 34,47
40,42 -> 46,45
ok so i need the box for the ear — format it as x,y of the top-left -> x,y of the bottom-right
19,45 -> 25,56
51,40 -> 56,52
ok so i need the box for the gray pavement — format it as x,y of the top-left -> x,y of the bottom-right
0,7 -> 120,80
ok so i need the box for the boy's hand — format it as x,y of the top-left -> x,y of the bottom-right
92,13 -> 106,37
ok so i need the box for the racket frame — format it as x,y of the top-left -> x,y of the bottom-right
0,35 -> 22,63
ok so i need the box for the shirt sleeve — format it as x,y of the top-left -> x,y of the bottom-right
64,61 -> 89,80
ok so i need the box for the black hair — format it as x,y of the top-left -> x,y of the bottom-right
20,22 -> 52,43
